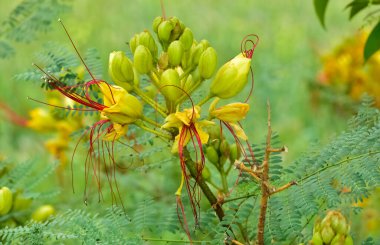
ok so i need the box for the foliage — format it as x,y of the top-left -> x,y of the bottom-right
313,0 -> 380,61
0,0 -> 72,58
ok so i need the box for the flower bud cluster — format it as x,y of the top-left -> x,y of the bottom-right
205,125 -> 241,169
310,211 -> 353,245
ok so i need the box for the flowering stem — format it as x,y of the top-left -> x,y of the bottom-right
135,122 -> 171,140
133,86 -> 167,117
141,115 -> 161,128
220,168 -> 229,194
197,94 -> 213,107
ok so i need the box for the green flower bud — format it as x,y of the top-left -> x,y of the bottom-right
330,212 -> 348,235
129,34 -> 139,54
331,234 -> 345,245
168,40 -> 184,67
206,146 -> 219,166
212,138 -> 221,150
199,39 -> 210,49
158,52 -> 169,70
229,143 -> 241,162
344,235 -> 353,245
143,85 -> 157,99
181,50 -> 191,69
199,47 -> 218,79
0,187 -> 13,215
321,226 -> 335,244
109,51 -> 135,91
311,231 -> 323,245
202,166 -> 211,181
160,69 -> 181,102
191,43 -> 206,66
219,140 -> 230,158
179,28 -> 193,51
31,205 -> 55,222
138,31 -> 158,58
210,54 -> 251,99
158,20 -> 174,43
152,16 -> 164,33
13,193 -> 32,211
182,74 -> 193,93
134,45 -> 153,74
169,17 -> 183,41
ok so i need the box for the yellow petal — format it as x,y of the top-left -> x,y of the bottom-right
102,123 -> 128,141
230,123 -> 248,140
162,113 -> 182,129
210,102 -> 249,122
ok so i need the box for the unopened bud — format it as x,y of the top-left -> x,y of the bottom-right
206,146 -> 219,166
168,40 -> 184,67
210,54 -> 251,99
330,212 -> 349,235
179,28 -> 193,51
0,187 -> 13,215
202,166 -> 211,181
134,45 -> 153,74
158,52 -> 169,69
229,143 -> 241,162
199,47 -> 217,79
13,193 -> 32,211
138,31 -> 158,58
191,43 -> 207,66
129,34 -> 139,54
158,20 -> 174,43
169,17 -> 183,41
152,16 -> 164,33
331,234 -> 345,245
344,235 -> 353,245
31,205 -> 55,222
311,232 -> 323,245
160,69 -> 181,102
219,140 -> 230,158
109,51 -> 134,91
143,85 -> 157,99
321,226 -> 335,244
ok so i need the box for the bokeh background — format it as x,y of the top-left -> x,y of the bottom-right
0,0 -> 379,242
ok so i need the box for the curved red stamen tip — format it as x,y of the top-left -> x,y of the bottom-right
241,34 -> 259,59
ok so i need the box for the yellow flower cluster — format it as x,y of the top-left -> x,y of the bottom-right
318,32 -> 380,107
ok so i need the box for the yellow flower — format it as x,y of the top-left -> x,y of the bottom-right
99,83 -> 143,125
102,123 -> 128,141
209,98 -> 249,140
162,106 -> 214,153
27,108 -> 57,132
209,98 -> 250,122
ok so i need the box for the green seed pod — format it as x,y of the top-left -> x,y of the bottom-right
202,166 -> 211,181
179,28 -> 194,51
321,226 -> 335,244
331,234 -> 345,245
152,16 -> 164,33
198,47 -> 218,79
138,31 -> 158,58
129,34 -> 139,54
311,231 -> 323,245
0,187 -> 13,215
168,40 -> 184,67
160,69 -> 181,102
210,54 -> 251,99
134,45 -> 153,74
31,205 -> 55,222
344,235 -> 353,245
229,143 -> 241,162
158,20 -> 174,43
109,51 -> 135,91
158,52 -> 169,70
206,146 -> 219,166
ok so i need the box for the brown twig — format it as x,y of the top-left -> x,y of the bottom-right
269,180 -> 297,196
231,239 -> 245,245
255,100 -> 272,245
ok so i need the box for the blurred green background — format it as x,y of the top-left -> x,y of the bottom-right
0,0 -> 378,243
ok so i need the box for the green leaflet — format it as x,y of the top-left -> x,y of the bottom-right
364,21 -> 380,62
313,0 -> 329,28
